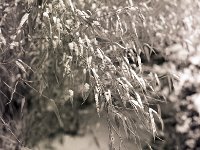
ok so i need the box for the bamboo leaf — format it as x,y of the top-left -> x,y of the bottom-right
94,86 -> 100,116
137,54 -> 142,72
129,99 -> 140,111
48,99 -> 64,128
104,89 -> 111,103
16,60 -> 26,73
149,108 -> 164,140
167,74 -> 173,92
121,77 -> 133,88
130,69 -> 146,90
18,13 -> 29,30
17,59 -> 34,72
122,117 -> 129,138
150,108 -> 164,131
21,97 -> 25,113
149,108 -> 157,140
135,92 -> 144,109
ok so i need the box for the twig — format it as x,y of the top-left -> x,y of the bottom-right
0,116 -> 21,143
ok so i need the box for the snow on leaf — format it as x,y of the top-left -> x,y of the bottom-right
171,73 -> 180,81
16,60 -> 26,73
68,0 -> 74,12
17,59 -> 34,72
123,56 -> 130,65
135,92 -> 144,110
94,86 -> 100,116
149,108 -> 157,140
68,89 -> 74,105
129,99 -> 140,111
87,56 -> 92,68
121,77 -> 133,88
91,68 -> 99,80
138,77 -> 146,90
104,89 -> 111,103
154,73 -> 160,87
137,54 -> 142,72
18,13 -> 29,30
116,78 -> 124,86
81,83 -> 91,102
96,48 -> 104,60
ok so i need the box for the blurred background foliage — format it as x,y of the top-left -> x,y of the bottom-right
0,0 -> 200,150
